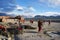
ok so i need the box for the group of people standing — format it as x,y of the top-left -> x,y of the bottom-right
30,19 -> 51,32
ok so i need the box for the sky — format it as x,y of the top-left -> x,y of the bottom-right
0,0 -> 60,16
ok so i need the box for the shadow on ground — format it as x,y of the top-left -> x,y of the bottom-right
14,34 -> 22,40
25,31 -> 38,33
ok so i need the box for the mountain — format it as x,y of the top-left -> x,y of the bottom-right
34,15 -> 60,19
9,14 -> 16,17
0,13 -> 16,17
25,15 -> 60,22
21,15 -> 33,18
33,15 -> 60,22
0,13 -> 8,16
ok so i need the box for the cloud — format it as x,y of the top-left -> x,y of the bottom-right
6,10 -> 60,17
16,5 -> 24,11
0,8 -> 3,10
9,3 -> 15,6
6,9 -> 20,15
0,0 -> 16,12
39,0 -> 60,7
37,12 -> 60,16
5,5 -> 36,16
29,7 -> 36,11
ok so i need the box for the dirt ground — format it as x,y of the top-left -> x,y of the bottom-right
0,21 -> 60,40
14,21 -> 60,40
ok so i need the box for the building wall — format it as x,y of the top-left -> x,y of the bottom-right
0,16 -> 25,23
0,16 -> 10,22
5,19 -> 18,23
20,17 -> 25,23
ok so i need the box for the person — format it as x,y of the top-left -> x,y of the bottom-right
38,20 -> 43,32
30,19 -> 34,24
0,25 -> 5,31
48,20 -> 51,25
